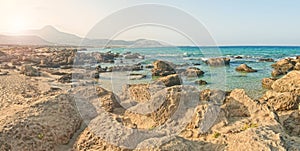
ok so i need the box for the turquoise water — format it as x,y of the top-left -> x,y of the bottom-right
88,46 -> 300,99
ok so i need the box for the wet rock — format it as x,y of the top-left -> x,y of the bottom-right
205,58 -> 230,66
151,60 -> 176,76
259,58 -> 274,62
235,64 -> 257,72
20,65 -> 40,76
261,77 -> 276,89
124,52 -> 144,59
234,56 -> 243,59
156,74 -> 181,87
184,67 -> 204,77
95,65 -> 107,73
195,80 -> 207,85
145,64 -> 154,69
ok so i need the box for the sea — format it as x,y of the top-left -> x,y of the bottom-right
84,46 -> 300,99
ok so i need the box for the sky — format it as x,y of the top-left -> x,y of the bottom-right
0,0 -> 300,46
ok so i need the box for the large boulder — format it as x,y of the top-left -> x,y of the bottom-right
235,64 -> 257,72
205,58 -> 230,66
271,71 -> 300,95
151,60 -> 176,76
20,65 -> 40,76
271,58 -> 295,77
156,74 -> 182,87
261,90 -> 299,111
0,94 -> 82,150
183,67 -> 204,77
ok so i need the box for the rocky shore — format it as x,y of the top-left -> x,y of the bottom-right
0,46 -> 299,150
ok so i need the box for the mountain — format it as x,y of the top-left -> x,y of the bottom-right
0,35 -> 52,45
3,25 -> 165,47
22,25 -> 82,46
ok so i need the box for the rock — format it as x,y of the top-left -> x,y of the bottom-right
95,65 -> 107,73
259,58 -> 274,62
91,71 -> 100,79
156,74 -> 181,87
199,89 -> 226,105
109,64 -> 143,72
261,90 -> 299,111
58,73 -> 72,83
235,64 -> 257,72
0,94 -> 82,150
294,63 -> 300,70
124,53 -> 144,59
271,58 -> 294,76
60,65 -> 73,69
145,64 -> 154,69
151,60 -> 176,76
129,74 -> 146,80
184,67 -> 204,77
205,58 -> 230,66
226,127 -> 286,151
234,56 -> 243,59
271,71 -> 300,95
271,69 -> 284,77
0,64 -> 15,69
261,77 -> 276,89
20,65 -> 40,76
282,110 -> 300,137
0,71 -> 8,76
195,80 -> 207,85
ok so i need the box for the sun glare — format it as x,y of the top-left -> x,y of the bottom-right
9,17 -> 27,33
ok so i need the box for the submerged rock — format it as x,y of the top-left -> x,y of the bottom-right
205,58 -> 230,66
195,80 -> 207,85
184,67 -> 204,77
235,64 -> 257,72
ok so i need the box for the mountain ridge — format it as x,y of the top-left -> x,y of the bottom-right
2,25 -> 165,47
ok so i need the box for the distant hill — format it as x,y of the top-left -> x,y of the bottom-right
0,35 -> 52,45
15,25 -> 165,47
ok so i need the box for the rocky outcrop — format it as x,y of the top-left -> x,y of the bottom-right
156,74 -> 182,87
271,58 -> 300,77
205,58 -> 230,66
151,60 -> 176,76
271,70 -> 300,95
0,94 -> 82,150
261,77 -> 277,89
184,67 -> 204,77
20,65 -> 40,76
260,71 -> 300,111
235,64 -> 257,72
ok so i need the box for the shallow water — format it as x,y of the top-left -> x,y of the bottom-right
86,46 -> 300,99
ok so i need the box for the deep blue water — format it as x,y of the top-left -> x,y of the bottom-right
88,46 -> 300,99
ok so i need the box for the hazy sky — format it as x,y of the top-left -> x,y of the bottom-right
1,0 -> 300,45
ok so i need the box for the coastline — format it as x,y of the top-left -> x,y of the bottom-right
0,45 -> 299,150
